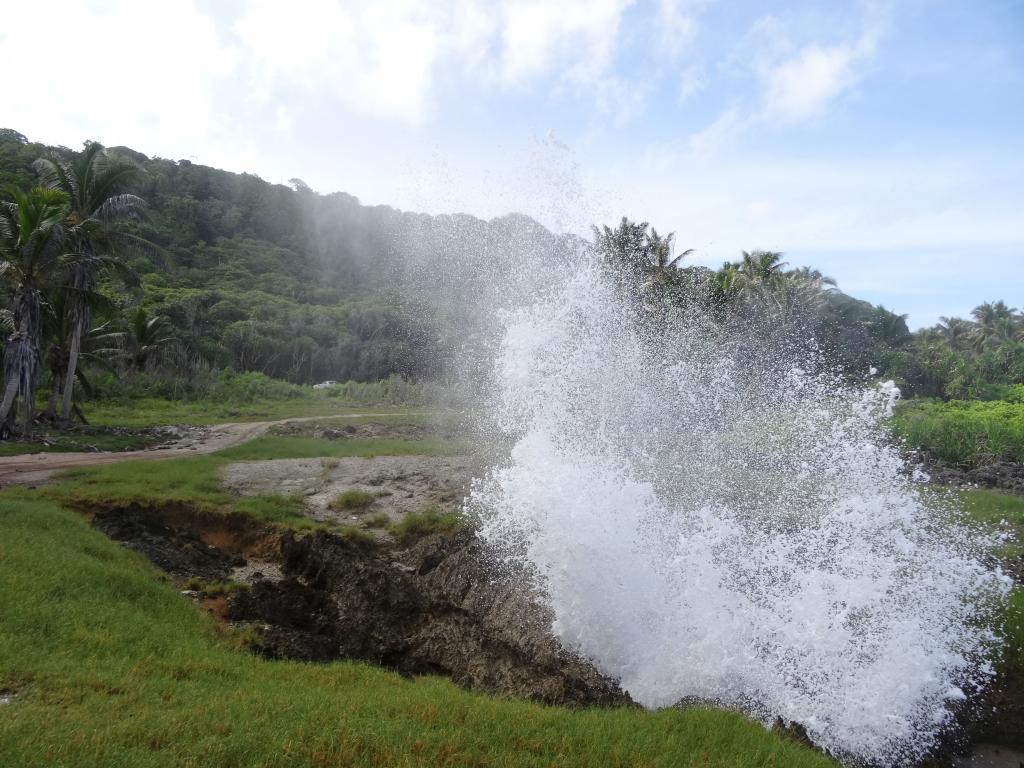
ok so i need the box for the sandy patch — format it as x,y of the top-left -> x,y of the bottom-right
220,455 -> 478,525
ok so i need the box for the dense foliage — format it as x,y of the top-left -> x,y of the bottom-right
593,217 -> 1023,400
893,399 -> 1024,466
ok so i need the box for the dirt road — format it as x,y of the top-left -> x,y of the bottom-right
0,413 -> 427,486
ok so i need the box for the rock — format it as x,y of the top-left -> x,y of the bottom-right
228,528 -> 630,706
919,455 -> 1024,496
92,504 -> 236,581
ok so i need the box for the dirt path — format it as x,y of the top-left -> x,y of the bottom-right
0,413 -> 429,487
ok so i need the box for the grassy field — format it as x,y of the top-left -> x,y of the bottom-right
84,397 -> 422,428
954,489 -> 1024,674
0,429 -> 162,457
893,399 -> 1024,466
217,436 -> 462,461
78,372 -> 446,428
0,493 -> 835,768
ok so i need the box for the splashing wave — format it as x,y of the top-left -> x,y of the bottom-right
467,257 -> 1010,764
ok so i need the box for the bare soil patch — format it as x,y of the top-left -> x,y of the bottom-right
221,455 -> 478,528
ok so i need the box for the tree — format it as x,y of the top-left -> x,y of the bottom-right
41,290 -> 123,420
593,217 -> 695,312
969,300 -> 1020,352
737,250 -> 789,294
123,307 -> 174,371
0,187 -> 70,432
34,141 -> 145,422
936,316 -> 974,352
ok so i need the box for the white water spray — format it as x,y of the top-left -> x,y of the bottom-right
467,253 -> 1010,765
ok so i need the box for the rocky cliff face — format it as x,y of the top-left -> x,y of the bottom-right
231,528 -> 630,706
92,504 -> 628,707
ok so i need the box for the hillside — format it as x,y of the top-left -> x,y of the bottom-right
1,128 -> 1021,410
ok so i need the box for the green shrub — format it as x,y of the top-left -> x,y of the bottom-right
329,489 -> 377,511
361,512 -> 391,529
389,506 -> 464,545
892,399 -> 1024,466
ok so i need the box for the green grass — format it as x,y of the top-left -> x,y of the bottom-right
0,430 -> 162,457
0,491 -> 834,768
49,454 -> 311,527
361,512 -> 392,529
216,436 -> 462,461
391,506 -> 466,545
893,399 -> 1024,466
83,397 -> 419,428
954,488 -> 1024,561
953,488 -> 1024,675
329,489 -> 378,511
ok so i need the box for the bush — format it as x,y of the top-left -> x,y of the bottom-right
87,368 -> 308,404
328,489 -> 378,511
892,399 -> 1024,466
320,375 -> 432,406
389,506 -> 464,545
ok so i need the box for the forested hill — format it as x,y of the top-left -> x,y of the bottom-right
0,128 -> 571,386
2,128 -> 1020,402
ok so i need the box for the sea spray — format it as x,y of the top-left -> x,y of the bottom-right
466,249 -> 1011,764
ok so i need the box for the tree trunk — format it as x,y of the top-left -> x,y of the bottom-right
60,316 -> 84,422
20,384 -> 33,436
0,374 -> 19,434
45,371 -> 62,421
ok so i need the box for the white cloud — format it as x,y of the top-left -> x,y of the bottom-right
657,0 -> 701,54
1,0 -> 236,153
759,14 -> 885,123
496,0 -> 634,87
232,0 -> 442,123
685,4 -> 890,152
228,0 -> 636,122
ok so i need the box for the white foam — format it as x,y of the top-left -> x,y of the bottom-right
468,255 -> 1011,765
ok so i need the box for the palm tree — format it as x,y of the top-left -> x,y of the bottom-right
41,290 -> 124,421
593,216 -> 652,276
738,250 -> 789,287
871,306 -> 911,345
34,142 -> 145,422
0,187 -> 70,432
123,307 -> 174,371
711,261 -> 741,306
969,300 -> 1020,351
936,316 -> 974,352
648,229 -> 694,270
772,266 -> 838,320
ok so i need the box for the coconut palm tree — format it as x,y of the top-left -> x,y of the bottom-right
711,261 -> 741,306
969,300 -> 1020,351
0,187 -> 70,432
34,142 -> 145,422
41,290 -> 124,421
738,250 -> 789,289
936,316 -> 974,352
123,306 -> 175,371
771,266 -> 838,321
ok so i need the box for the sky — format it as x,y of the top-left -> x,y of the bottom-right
2,0 -> 1022,328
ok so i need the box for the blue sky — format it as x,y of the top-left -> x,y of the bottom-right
2,0 -> 1022,327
